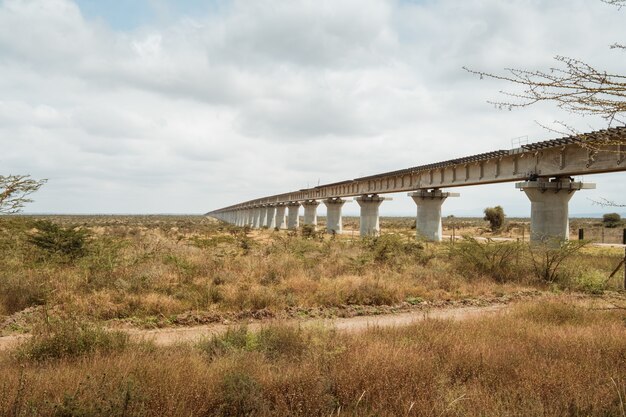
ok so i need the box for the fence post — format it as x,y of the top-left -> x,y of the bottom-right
578,228 -> 584,240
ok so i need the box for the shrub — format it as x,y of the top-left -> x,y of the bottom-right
602,213 -> 621,228
450,238 -> 524,282
0,272 -> 49,315
362,234 -> 425,265
198,324 -> 308,361
17,320 -> 128,361
483,206 -> 505,232
28,220 -> 90,260
527,240 -> 588,283
217,370 -> 263,417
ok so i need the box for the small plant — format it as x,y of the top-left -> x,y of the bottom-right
301,225 -> 316,239
17,319 -> 128,361
483,206 -> 505,232
28,220 -> 90,260
602,213 -> 621,228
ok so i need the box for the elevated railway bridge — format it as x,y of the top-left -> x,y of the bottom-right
208,127 -> 626,242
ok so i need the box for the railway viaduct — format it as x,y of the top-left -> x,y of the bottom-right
207,127 -> 626,242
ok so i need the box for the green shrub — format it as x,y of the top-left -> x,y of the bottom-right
450,237 -> 523,282
198,324 -> 308,360
17,320 -> 128,361
527,240 -> 588,283
602,213 -> 621,228
217,370 -> 263,417
483,206 -> 505,232
28,220 -> 90,260
362,234 -> 425,265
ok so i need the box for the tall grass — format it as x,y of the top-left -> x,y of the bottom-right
1,301 -> 624,416
1,216 -> 622,329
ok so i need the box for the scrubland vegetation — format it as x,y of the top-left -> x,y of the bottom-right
1,215 -> 625,416
0,215 -> 623,331
1,302 -> 625,416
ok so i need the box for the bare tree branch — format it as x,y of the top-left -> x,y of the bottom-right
0,175 -> 47,214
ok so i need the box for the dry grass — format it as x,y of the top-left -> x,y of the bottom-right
0,300 -> 624,416
1,215 -> 623,331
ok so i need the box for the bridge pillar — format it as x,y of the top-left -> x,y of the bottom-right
254,207 -> 264,229
356,195 -> 389,237
275,205 -> 287,229
265,205 -> 277,229
246,207 -> 256,227
324,198 -> 349,234
516,178 -> 595,243
409,190 -> 459,241
302,200 -> 319,230
287,202 -> 301,230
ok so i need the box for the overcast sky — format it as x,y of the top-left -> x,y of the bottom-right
1,0 -> 624,216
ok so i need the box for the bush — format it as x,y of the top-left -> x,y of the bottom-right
450,238 -> 523,282
602,213 -> 621,228
362,234 -> 425,265
198,324 -> 308,361
17,320 -> 128,361
0,272 -> 49,315
527,240 -> 588,283
217,370 -> 263,417
28,220 -> 90,260
483,206 -> 505,232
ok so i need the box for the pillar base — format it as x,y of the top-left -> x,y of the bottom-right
356,195 -> 391,237
516,178 -> 595,243
409,189 -> 459,242
286,202 -> 301,230
324,198 -> 351,234
275,205 -> 287,229
302,200 -> 320,230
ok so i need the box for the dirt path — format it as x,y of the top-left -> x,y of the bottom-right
0,303 -> 508,351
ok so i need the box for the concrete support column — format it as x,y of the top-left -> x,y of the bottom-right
409,189 -> 459,242
254,207 -> 263,229
265,205 -> 277,229
302,200 -> 319,230
275,205 -> 287,229
324,198 -> 350,234
246,209 -> 254,227
286,202 -> 301,230
356,194 -> 389,237
516,178 -> 595,243
258,206 -> 268,228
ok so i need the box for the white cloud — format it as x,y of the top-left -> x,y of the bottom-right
0,0 -> 623,215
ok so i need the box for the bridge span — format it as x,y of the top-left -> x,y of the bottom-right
208,127 -> 626,242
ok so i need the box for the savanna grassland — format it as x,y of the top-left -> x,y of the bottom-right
0,215 -> 625,416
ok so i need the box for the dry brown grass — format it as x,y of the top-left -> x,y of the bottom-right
1,215 -> 623,332
0,300 -> 624,416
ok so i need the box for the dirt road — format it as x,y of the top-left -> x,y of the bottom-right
0,303 -> 508,351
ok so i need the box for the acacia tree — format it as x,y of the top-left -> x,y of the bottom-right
464,0 -> 626,137
0,175 -> 47,214
465,0 -> 626,206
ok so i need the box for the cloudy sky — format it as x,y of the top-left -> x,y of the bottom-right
1,0 -> 624,216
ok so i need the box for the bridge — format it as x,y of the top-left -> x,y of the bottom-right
208,127 -> 626,242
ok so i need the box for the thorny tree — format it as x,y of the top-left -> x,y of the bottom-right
465,0 -> 626,207
464,0 -> 626,141
0,175 -> 47,214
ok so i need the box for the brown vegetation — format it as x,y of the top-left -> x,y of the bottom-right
1,216 -> 623,333
0,301 -> 624,416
